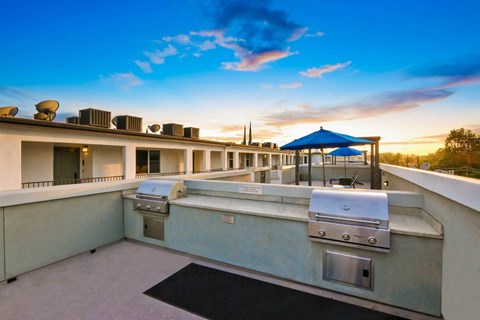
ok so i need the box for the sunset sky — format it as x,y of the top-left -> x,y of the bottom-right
1,0 -> 479,154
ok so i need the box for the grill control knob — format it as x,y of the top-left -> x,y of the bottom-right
318,229 -> 326,237
342,233 -> 350,241
368,237 -> 377,245
146,205 -> 151,210
136,203 -> 142,208
155,206 -> 161,212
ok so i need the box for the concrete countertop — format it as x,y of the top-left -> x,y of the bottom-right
168,195 -> 443,239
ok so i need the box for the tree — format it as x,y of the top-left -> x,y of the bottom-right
439,128 -> 480,170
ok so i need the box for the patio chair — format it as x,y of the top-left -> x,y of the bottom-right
335,172 -> 362,188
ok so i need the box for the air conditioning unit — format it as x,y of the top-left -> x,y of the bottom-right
262,142 -> 274,148
79,108 -> 111,128
250,142 -> 260,146
184,127 -> 200,138
114,115 -> 143,132
66,116 -> 79,124
163,123 -> 184,136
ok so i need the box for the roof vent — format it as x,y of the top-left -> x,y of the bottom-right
79,108 -> 111,128
184,127 -> 200,139
112,115 -> 143,132
163,123 -> 184,136
66,116 -> 79,124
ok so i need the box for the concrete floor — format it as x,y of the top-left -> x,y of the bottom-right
0,241 -> 437,320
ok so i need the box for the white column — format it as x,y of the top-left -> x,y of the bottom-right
184,147 -> 193,174
222,148 -> 228,170
253,152 -> 258,168
123,144 -> 136,180
0,137 -> 21,190
204,150 -> 211,171
268,154 -> 272,167
233,151 -> 239,169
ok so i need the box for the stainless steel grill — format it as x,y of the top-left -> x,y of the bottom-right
133,180 -> 185,215
308,189 -> 390,253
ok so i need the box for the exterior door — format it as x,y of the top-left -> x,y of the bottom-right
54,147 -> 80,184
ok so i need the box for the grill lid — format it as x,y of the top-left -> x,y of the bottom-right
136,179 -> 185,200
309,189 -> 388,223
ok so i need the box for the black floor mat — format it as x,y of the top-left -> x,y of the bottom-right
144,263 -> 406,320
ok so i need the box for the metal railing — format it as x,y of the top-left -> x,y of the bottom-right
22,175 -> 125,189
135,171 -> 186,178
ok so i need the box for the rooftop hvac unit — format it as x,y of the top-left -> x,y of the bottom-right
79,108 -> 111,128
184,127 -> 200,138
66,116 -> 79,124
113,115 -> 143,132
250,142 -> 260,146
262,142 -> 274,148
163,123 -> 184,136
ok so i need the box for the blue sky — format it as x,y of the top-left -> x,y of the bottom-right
1,0 -> 480,154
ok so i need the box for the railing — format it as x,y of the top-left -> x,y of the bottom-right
192,168 -> 224,174
22,175 -> 125,189
135,171 -> 186,178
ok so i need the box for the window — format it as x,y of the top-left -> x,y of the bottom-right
136,150 -> 160,174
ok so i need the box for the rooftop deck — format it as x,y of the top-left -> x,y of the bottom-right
0,241 -> 435,320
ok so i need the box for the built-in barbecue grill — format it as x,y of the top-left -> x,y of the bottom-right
308,190 -> 390,253
133,180 -> 185,215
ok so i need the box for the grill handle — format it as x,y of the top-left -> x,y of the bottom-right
314,213 -> 381,226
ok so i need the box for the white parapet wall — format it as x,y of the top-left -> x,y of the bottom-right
380,164 -> 480,320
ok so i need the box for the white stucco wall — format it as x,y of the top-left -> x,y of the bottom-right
161,149 -> 184,173
91,145 -> 124,177
210,151 -> 222,170
21,142 -> 54,184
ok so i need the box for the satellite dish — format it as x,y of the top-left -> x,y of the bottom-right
35,100 -> 59,113
0,106 -> 18,117
34,112 -> 50,120
111,116 -> 118,127
34,100 -> 59,121
420,162 -> 431,170
148,124 -> 161,133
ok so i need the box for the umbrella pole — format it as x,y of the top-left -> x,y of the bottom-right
321,147 -> 326,187
344,156 -> 347,177
295,150 -> 300,185
308,149 -> 312,186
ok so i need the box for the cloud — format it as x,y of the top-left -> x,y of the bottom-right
102,72 -> 143,91
279,82 -> 302,89
134,60 -> 153,73
144,44 -> 178,64
0,86 -> 39,117
305,31 -> 325,38
210,1 -> 306,71
408,55 -> 480,89
222,49 -> 295,71
300,61 -> 352,78
136,2 -> 305,72
198,40 -> 216,51
162,34 -> 191,44
264,87 -> 453,127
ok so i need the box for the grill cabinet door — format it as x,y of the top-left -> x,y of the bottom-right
324,251 -> 372,289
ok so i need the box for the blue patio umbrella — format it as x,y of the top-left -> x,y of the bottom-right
329,147 -> 363,177
281,127 -> 372,186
